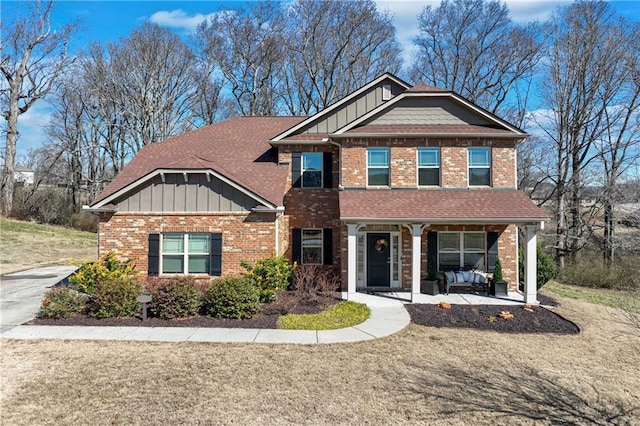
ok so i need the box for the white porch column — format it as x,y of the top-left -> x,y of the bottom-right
411,224 -> 423,298
347,224 -> 360,298
524,224 -> 540,304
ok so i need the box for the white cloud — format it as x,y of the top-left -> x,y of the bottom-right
0,103 -> 54,158
148,9 -> 218,33
504,0 -> 571,23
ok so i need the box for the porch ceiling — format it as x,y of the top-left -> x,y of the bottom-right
339,189 -> 548,223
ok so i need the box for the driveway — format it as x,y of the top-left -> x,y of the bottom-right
0,265 -> 78,333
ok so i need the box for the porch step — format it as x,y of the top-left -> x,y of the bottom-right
361,287 -> 410,293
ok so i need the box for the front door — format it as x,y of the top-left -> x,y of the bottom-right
367,233 -> 391,287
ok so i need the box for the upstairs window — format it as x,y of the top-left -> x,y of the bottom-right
367,148 -> 390,186
301,152 -> 323,188
468,147 -> 491,186
292,152 -> 332,188
417,148 -> 440,186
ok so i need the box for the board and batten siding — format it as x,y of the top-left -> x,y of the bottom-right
116,173 -> 259,212
302,80 -> 406,134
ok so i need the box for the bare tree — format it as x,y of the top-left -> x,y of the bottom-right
196,1 -> 286,116
410,0 -> 544,122
0,0 -> 77,215
283,0 -> 402,115
538,1 -> 638,267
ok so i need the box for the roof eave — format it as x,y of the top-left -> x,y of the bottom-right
340,217 -> 549,224
331,132 -> 528,139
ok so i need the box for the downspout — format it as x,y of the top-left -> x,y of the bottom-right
327,139 -> 344,190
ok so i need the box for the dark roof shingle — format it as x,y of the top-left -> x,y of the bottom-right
339,189 -> 548,222
91,116 -> 305,207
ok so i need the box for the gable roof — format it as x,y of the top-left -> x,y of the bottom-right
89,116 -> 305,209
339,189 -> 548,223
333,90 -> 526,137
269,72 -> 411,142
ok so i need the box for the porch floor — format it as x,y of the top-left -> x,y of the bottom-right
346,291 -> 528,305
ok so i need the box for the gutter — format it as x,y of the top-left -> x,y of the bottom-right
82,205 -> 117,213
340,217 -> 548,226
330,132 -> 528,139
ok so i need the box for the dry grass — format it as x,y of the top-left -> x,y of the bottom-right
2,296 -> 639,425
0,218 -> 97,275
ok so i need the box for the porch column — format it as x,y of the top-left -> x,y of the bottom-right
524,223 -> 540,304
409,224 -> 428,301
347,224 -> 360,298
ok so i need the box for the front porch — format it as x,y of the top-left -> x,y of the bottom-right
349,290 -> 527,305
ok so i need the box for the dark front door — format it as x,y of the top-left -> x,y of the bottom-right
367,233 -> 391,287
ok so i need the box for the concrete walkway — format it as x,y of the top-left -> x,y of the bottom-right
0,292 -> 410,345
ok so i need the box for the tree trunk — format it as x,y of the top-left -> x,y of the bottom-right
603,200 -> 614,267
1,87 -> 20,216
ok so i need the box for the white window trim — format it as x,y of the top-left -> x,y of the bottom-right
367,148 -> 390,187
468,147 -> 492,187
438,232 -> 486,271
161,233 -> 209,275
417,147 -> 440,187
301,152 -> 323,189
301,228 -> 323,265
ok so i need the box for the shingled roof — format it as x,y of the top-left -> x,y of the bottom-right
339,189 -> 548,223
90,116 -> 305,208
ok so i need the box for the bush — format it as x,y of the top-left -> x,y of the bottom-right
87,277 -> 143,319
38,287 -> 86,319
519,246 -> 559,289
241,255 -> 294,303
202,276 -> 260,319
147,277 -> 201,320
493,258 -> 504,282
290,264 -> 340,303
69,252 -> 137,294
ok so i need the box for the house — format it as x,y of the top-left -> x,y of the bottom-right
85,73 -> 548,303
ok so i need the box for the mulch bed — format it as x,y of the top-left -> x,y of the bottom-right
406,303 -> 579,334
27,292 -> 340,329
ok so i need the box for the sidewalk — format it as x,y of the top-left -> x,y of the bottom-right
0,293 -> 410,345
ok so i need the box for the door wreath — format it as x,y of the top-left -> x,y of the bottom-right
374,238 -> 389,253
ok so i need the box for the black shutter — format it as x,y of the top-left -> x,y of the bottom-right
292,152 -> 302,188
292,228 -> 302,263
323,152 -> 333,188
487,231 -> 499,272
209,233 -> 222,276
427,231 -> 438,270
148,233 -> 160,276
323,228 -> 333,265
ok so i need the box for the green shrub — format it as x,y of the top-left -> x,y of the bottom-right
148,277 -> 201,320
241,255 -> 294,302
493,258 -> 504,282
38,287 -> 86,319
560,262 -> 629,290
202,276 -> 260,319
87,277 -> 143,319
519,246 -> 559,289
69,252 -> 137,295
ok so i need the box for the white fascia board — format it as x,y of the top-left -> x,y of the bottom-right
340,217 -> 549,224
90,168 -> 277,210
270,139 -> 330,146
330,132 -> 526,139
269,73 -> 411,142
333,92 -> 527,137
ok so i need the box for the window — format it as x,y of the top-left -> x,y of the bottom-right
382,84 -> 392,100
302,229 -> 323,264
468,147 -> 491,186
367,148 -> 390,186
301,152 -> 322,188
162,233 -> 210,274
418,148 -> 440,186
438,232 -> 486,270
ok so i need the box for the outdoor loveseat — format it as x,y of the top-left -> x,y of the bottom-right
443,270 -> 489,295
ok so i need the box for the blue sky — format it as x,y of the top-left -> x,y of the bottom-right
2,0 -> 639,160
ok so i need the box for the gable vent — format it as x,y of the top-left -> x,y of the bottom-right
382,84 -> 392,101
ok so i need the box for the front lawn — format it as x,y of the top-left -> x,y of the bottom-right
279,301 -> 370,330
543,280 -> 640,314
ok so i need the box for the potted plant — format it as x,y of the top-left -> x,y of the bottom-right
490,258 -> 508,296
421,260 -> 439,295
